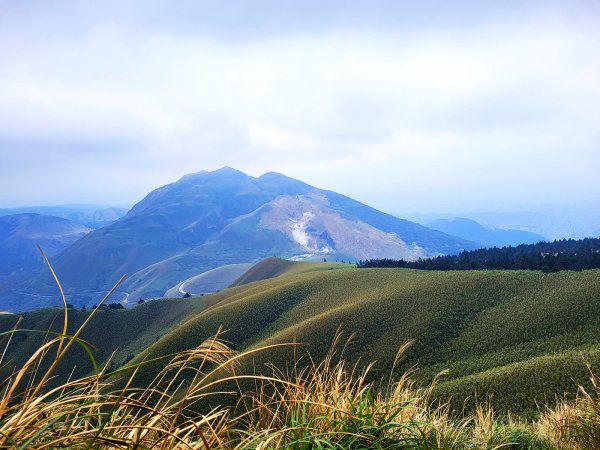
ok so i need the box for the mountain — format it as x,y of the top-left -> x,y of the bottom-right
0,205 -> 129,229
0,213 -> 91,277
427,217 -> 546,247
0,168 -> 475,311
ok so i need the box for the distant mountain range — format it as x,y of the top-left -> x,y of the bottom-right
0,205 -> 129,229
0,214 -> 91,277
406,210 -> 600,241
427,217 -> 545,248
0,167 -> 475,311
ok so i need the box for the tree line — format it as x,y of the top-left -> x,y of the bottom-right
357,237 -> 600,272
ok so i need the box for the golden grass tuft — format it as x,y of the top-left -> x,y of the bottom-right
536,370 -> 600,449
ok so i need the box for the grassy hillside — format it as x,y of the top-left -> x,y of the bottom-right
134,267 -> 600,417
164,262 -> 254,297
231,256 -> 352,286
5,317 -> 598,449
0,296 -> 209,386
4,265 -> 600,418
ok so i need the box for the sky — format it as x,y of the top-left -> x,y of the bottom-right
0,0 -> 599,214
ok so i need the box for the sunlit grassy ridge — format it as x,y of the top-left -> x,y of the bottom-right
3,266 -> 600,417
0,259 -> 351,390
135,268 -> 600,416
230,256 -> 353,287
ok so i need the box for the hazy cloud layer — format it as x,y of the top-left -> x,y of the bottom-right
0,0 -> 599,213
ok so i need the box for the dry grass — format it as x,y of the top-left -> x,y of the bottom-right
536,370 -> 600,449
235,335 -> 469,449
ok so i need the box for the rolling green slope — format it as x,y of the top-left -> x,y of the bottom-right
0,297 -> 209,386
4,266 -> 600,416
164,262 -> 254,297
231,256 -> 352,286
135,268 -> 600,416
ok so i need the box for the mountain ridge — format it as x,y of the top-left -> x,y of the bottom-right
0,205 -> 128,228
0,168 -> 475,311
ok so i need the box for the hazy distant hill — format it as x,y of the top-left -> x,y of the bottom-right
0,213 -> 91,276
0,168 -> 474,311
0,205 -> 129,229
407,210 -> 600,241
427,217 -> 545,247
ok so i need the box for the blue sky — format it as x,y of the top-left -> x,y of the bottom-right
0,0 -> 599,214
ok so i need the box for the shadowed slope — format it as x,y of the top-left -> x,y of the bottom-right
0,296 -> 209,386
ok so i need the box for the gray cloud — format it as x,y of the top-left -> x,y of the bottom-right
0,0 -> 599,213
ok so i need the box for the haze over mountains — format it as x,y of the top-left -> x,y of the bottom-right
0,214 -> 91,277
0,167 -> 475,311
427,218 -> 545,248
407,210 -> 600,242
0,205 -> 129,229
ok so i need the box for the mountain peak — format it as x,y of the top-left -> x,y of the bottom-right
258,171 -> 287,179
214,166 -> 246,175
1,168 -> 475,311
179,167 -> 249,183
257,171 -> 313,194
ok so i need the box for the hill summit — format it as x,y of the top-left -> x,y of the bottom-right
0,168 -> 474,310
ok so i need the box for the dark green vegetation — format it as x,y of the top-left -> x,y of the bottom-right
0,168 -> 474,311
359,237 -> 600,272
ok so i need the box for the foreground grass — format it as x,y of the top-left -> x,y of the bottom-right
2,318 -> 599,449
